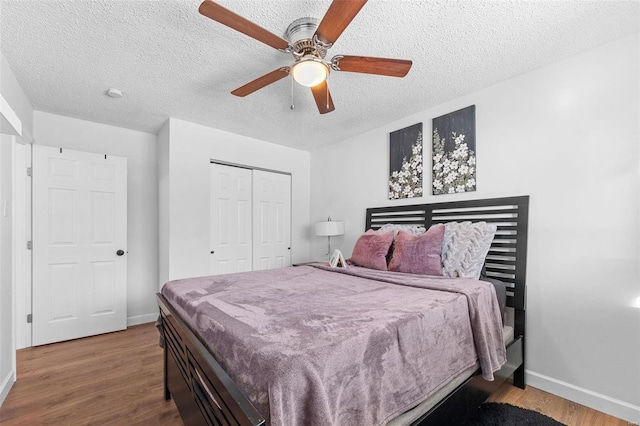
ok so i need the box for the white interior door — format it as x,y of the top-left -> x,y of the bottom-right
32,146 -> 127,346
252,170 -> 291,270
210,163 -> 252,274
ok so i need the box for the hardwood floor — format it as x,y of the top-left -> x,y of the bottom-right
1,323 -> 181,426
0,323 -> 632,425
486,381 -> 633,426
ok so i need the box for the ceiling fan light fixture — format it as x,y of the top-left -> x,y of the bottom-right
291,57 -> 329,87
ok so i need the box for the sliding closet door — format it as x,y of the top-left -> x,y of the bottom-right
252,170 -> 291,270
210,164 -> 291,274
210,163 -> 252,274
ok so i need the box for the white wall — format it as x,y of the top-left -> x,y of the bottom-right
158,117 -> 311,285
0,51 -> 33,406
0,136 -> 15,406
33,112 -> 159,326
1,54 -> 32,141
311,33 -> 640,423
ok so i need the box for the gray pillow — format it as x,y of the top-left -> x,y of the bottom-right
441,221 -> 497,279
376,223 -> 426,236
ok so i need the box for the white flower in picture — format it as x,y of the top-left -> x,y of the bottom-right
431,105 -> 477,195
389,126 -> 423,200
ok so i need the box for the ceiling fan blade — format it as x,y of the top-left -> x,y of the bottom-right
199,0 -> 289,51
310,81 -> 335,114
332,55 -> 412,77
314,0 -> 368,45
231,67 -> 290,97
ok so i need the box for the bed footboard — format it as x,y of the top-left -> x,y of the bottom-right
158,294 -> 265,426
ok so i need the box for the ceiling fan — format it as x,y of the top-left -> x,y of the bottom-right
199,0 -> 413,114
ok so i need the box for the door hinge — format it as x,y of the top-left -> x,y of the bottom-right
27,167 -> 32,177
27,314 -> 32,323
27,240 -> 32,250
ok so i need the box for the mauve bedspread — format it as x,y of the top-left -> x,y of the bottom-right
161,265 -> 505,426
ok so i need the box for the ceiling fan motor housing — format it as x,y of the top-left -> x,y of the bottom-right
285,17 -> 328,59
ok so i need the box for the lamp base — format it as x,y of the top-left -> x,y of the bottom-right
325,236 -> 332,259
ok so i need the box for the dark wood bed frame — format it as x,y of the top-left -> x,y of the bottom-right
157,195 -> 529,426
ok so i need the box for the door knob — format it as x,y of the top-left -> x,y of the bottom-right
116,250 -> 125,256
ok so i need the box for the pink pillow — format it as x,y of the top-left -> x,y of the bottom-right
350,230 -> 394,270
388,225 -> 445,275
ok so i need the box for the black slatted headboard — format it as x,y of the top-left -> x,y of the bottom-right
365,196 -> 529,316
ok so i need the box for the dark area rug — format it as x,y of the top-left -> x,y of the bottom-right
466,402 -> 567,426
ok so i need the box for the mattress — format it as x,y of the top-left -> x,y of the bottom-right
161,265 -> 506,426
388,325 -> 514,426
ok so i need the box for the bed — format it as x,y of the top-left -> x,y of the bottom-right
157,195 -> 529,426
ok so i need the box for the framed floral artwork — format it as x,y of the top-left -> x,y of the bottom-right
389,123 -> 423,200
432,105 -> 476,195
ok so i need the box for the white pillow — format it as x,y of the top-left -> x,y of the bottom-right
376,223 -> 426,237
441,221 -> 497,279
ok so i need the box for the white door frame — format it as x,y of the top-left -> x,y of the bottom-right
13,142 -> 31,349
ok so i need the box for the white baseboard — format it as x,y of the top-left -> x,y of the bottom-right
0,369 -> 16,407
126,313 -> 158,327
526,370 -> 640,424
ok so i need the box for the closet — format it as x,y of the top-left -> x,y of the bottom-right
209,162 -> 291,274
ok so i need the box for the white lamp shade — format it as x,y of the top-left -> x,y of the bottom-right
315,220 -> 344,237
291,58 -> 329,87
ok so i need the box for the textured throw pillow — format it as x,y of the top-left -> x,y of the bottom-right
388,225 -> 445,275
441,221 -> 497,279
350,230 -> 394,271
376,223 -> 426,237
376,224 -> 427,265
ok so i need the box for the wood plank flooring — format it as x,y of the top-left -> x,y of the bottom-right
1,323 -> 181,426
486,381 -> 633,425
0,323 -> 632,425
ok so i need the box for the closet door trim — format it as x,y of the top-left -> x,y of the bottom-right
210,159 -> 291,178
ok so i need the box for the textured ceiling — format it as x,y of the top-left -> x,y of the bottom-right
1,0 -> 638,151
